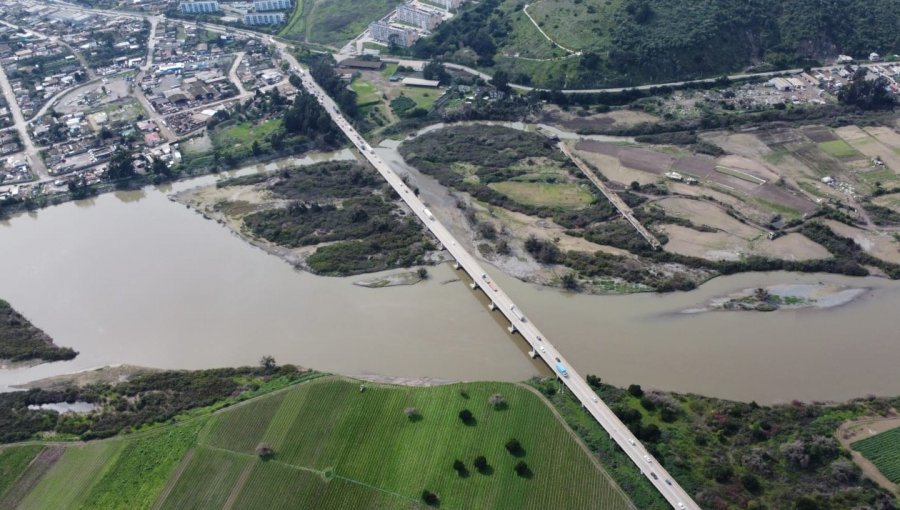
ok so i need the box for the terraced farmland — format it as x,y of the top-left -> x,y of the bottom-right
0,377 -> 634,509
852,426 -> 900,484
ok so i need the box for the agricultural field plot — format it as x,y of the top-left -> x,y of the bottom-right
18,442 -> 124,510
397,87 -> 444,111
852,426 -> 900,484
0,445 -> 44,499
836,125 -> 900,179
818,139 -> 862,159
197,377 -> 633,510
873,193 -> 900,213
0,447 -> 64,509
500,8 -> 571,60
489,181 -> 595,209
823,220 -> 900,265
156,447 -> 251,510
512,0 -> 617,55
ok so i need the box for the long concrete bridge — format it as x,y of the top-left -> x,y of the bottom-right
293,69 -> 700,510
33,3 -> 697,506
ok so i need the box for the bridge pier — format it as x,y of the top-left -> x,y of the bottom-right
453,261 -> 460,270
507,324 -> 516,334
469,281 -> 477,290
488,301 -> 496,311
528,348 -> 537,358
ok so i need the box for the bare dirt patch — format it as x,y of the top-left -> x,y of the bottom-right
752,233 -> 831,261
618,147 -> 676,174
660,225 -> 750,261
717,155 -> 780,183
541,106 -> 659,131
672,155 -> 716,177
570,148 -> 658,186
14,365 -> 160,391
802,126 -> 839,143
823,220 -> 900,264
655,197 -> 761,239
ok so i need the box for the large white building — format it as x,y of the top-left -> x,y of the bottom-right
428,0 -> 464,10
369,22 -> 419,47
396,4 -> 442,31
253,0 -> 292,11
179,1 -> 219,14
243,12 -> 285,25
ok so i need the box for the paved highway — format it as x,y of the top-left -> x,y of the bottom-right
292,66 -> 700,510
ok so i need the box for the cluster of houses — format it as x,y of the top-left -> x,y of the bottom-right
368,0 -> 465,48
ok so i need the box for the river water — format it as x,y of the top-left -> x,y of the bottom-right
1,154 -> 899,403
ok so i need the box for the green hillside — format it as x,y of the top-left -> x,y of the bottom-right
280,0 -> 401,47
414,0 -> 900,88
0,378 -> 634,510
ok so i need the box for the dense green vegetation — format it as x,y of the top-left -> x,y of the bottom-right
0,364 -> 316,444
531,376 -> 900,510
0,377 -> 634,510
853,427 -> 900,484
415,0 -> 900,88
0,299 -> 76,363
233,161 -> 434,276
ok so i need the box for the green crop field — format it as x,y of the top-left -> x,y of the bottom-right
398,87 -> 443,110
84,423 -> 202,509
0,378 -> 633,509
489,181 -> 594,209
819,140 -> 861,159
852,426 -> 900,483
0,445 -> 44,499
18,442 -> 123,510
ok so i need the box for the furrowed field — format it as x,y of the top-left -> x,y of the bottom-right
852,426 -> 900,484
0,377 -> 634,510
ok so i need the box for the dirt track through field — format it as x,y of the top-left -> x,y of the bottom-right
151,448 -> 196,510
0,446 -> 64,509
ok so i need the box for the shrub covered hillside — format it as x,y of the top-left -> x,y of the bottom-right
0,299 -> 76,364
414,0 -> 900,88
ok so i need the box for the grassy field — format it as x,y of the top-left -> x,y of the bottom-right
211,118 -> 282,150
852,426 -> 900,483
0,377 -> 632,509
398,87 -> 443,110
489,181 -> 594,209
280,0 -> 401,46
0,445 -> 44,499
818,140 -> 861,159
350,78 -> 381,106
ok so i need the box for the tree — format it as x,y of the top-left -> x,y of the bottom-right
260,355 -> 276,372
423,61 -> 451,85
473,455 -> 489,473
106,147 -> 134,181
255,442 -> 274,460
458,409 -> 474,425
838,72 -> 897,110
417,267 -> 428,279
488,393 -> 506,410
586,374 -> 602,389
514,460 -> 531,477
289,73 -> 302,88
490,70 -> 511,94
252,140 -> 262,156
627,384 -> 644,397
561,273 -> 578,290
452,459 -> 467,475
505,438 -> 524,457
421,490 -> 439,506
151,158 -> 170,177
404,407 -> 419,420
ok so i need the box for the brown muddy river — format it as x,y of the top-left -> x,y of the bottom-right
1,158 -> 899,403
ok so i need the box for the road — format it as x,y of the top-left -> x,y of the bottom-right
0,57 -> 49,179
228,52 -> 248,96
559,142 -> 662,250
291,64 -> 699,510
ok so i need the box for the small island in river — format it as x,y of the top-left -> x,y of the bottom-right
686,283 -> 868,313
